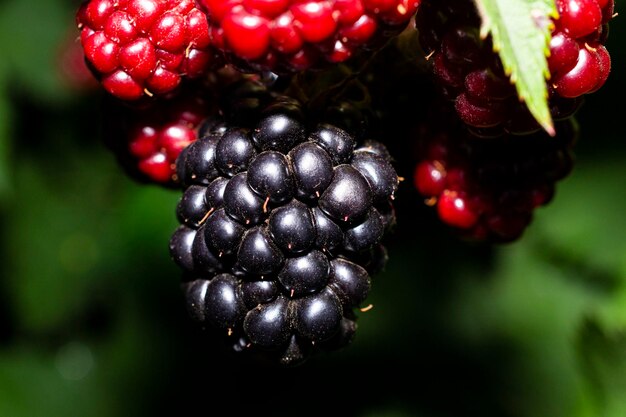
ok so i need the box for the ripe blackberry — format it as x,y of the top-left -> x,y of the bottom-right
170,94 -> 399,364
415,0 -> 613,136
412,105 -> 578,243
196,0 -> 421,73
76,0 -> 223,101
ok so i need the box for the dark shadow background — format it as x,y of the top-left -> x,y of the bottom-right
0,1 -> 625,416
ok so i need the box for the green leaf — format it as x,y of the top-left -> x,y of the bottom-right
473,0 -> 557,135
576,320 -> 626,417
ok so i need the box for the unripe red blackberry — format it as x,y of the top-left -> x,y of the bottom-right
76,0 -> 223,100
102,81 -> 219,186
196,0 -> 421,72
549,0 -> 613,98
412,105 -> 578,243
102,70 -> 267,187
415,0 -> 613,136
170,90 -> 399,364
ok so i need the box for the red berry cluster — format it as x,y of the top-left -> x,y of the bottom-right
103,82 -> 217,184
412,108 -> 577,242
76,0 -> 223,100
197,0 -> 420,72
101,68 -> 265,185
549,0 -> 613,98
416,0 -> 613,136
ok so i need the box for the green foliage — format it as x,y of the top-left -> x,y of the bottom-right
531,159 -> 626,332
3,151 -> 178,334
473,0 -> 557,134
577,321 -> 626,417
0,0 -> 76,104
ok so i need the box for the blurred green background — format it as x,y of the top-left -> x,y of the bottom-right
0,0 -> 625,416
